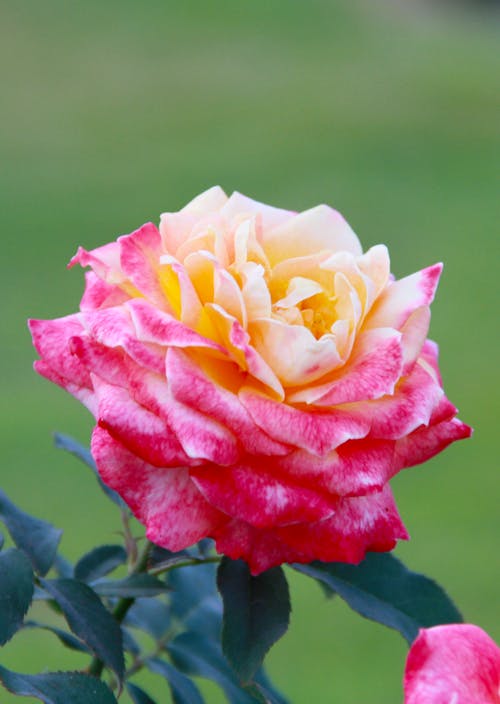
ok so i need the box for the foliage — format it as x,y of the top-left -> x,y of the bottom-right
0,436 -> 465,703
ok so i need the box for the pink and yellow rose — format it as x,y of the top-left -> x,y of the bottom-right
29,187 -> 471,574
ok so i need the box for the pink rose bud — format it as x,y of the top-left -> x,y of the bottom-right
29,188 -> 471,574
404,624 -> 500,703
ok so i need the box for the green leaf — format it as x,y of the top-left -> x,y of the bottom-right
217,558 -> 290,684
124,597 -> 171,639
169,632 -> 265,704
39,578 -> 124,682
127,682 -> 158,704
0,490 -> 62,576
293,553 -> 463,643
147,658 -> 204,704
92,574 -> 170,598
23,621 -> 90,653
53,433 -> 127,509
0,532 -> 4,550
0,666 -> 118,703
0,548 -> 34,645
74,545 -> 127,582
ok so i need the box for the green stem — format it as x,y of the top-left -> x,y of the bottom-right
149,554 -> 221,577
87,540 -> 152,679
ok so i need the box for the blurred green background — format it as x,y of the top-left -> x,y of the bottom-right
1,1 -> 499,702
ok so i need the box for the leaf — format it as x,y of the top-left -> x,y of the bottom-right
39,578 -> 124,682
92,574 -> 170,598
23,621 -> 91,653
0,666 -> 118,703
53,433 -> 127,509
124,597 -> 171,639
169,632 -> 266,704
0,490 -> 62,576
0,532 -> 4,550
74,545 -> 127,582
169,562 -> 221,641
53,554 -> 74,578
127,682 -> 158,704
217,559 -> 290,684
0,548 -> 34,645
122,627 -> 141,656
293,553 -> 463,644
147,658 -> 204,704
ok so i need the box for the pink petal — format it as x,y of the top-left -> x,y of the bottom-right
82,306 -> 165,375
275,484 -> 409,565
91,426 -> 226,551
364,263 -> 443,331
29,316 -> 92,390
358,361 -> 446,440
404,625 -> 500,704
69,241 -> 123,283
263,204 -> 362,266
127,298 -> 225,355
93,378 -> 192,468
127,370 -> 241,467
213,484 -> 408,575
118,222 -> 166,306
394,417 -> 472,470
191,460 -> 337,529
240,389 -> 370,456
79,271 -> 129,312
288,328 -> 403,406
166,348 -> 290,456
275,439 -> 397,498
400,306 -> 431,375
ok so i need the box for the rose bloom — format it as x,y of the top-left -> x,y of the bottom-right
404,625 -> 500,703
30,187 -> 471,574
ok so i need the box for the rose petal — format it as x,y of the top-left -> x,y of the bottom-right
364,263 -> 443,331
240,389 -> 370,455
191,460 -> 337,529
404,625 -> 500,704
91,426 -> 226,551
249,317 -> 343,387
263,204 -> 363,266
394,417 -> 472,470
167,348 -> 290,456
288,328 -> 403,406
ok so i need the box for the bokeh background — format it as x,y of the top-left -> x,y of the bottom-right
1,1 -> 499,702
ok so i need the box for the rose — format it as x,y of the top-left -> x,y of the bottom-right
404,625 -> 500,703
29,187 -> 471,574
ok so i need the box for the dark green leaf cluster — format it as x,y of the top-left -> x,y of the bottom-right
0,435 -> 463,703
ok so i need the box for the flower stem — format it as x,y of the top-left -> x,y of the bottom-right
87,540 -> 152,679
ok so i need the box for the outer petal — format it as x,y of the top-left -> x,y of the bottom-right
91,426 -> 226,551
275,439 -> 397,498
263,204 -> 362,266
240,389 -> 370,456
118,222 -> 165,305
394,417 -> 472,470
364,263 -> 442,331
29,316 -> 92,390
190,460 -> 337,529
357,360 -> 446,440
79,271 -> 129,312
404,625 -> 500,704
274,484 -> 408,565
167,348 -> 290,457
214,484 -> 408,574
93,377 -> 192,468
